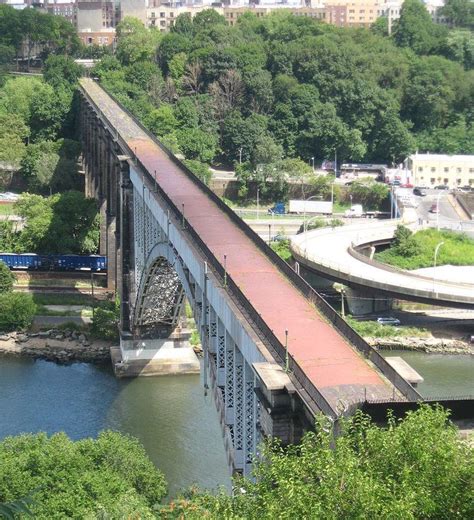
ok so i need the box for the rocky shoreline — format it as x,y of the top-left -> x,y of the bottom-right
367,336 -> 473,355
0,330 -> 111,364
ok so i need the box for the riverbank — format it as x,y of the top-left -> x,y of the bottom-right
368,336 -> 473,355
0,330 -> 111,363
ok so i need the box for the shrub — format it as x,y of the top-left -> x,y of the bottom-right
0,261 -> 15,293
0,293 -> 36,331
0,431 -> 167,518
90,299 -> 119,341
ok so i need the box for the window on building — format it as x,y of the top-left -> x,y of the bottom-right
444,167 -> 449,172
160,12 -> 165,17
457,178 -> 462,184
418,167 -> 423,172
469,168 -> 474,173
170,12 -> 174,17
430,178 -> 435,184
160,20 -> 166,26
444,178 -> 449,184
431,167 -> 436,172
457,167 -> 462,173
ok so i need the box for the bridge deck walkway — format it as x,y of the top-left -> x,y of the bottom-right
81,78 -> 397,408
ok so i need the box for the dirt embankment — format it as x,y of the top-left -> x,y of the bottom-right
0,330 -> 111,364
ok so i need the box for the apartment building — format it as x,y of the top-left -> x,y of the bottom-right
407,153 -> 474,189
45,0 -> 77,25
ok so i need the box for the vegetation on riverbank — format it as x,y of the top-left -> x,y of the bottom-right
0,431 -> 167,518
376,226 -> 474,270
346,315 -> 429,338
163,406 -> 474,518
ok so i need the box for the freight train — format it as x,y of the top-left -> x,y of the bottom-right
0,253 -> 107,271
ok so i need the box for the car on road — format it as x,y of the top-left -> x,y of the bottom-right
413,187 -> 427,196
377,317 -> 401,326
435,185 -> 449,190
429,204 -> 439,213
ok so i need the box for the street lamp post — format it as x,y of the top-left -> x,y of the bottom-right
433,241 -> 445,297
436,191 -> 442,231
239,147 -> 243,164
303,195 -> 322,233
311,157 -> 315,172
256,187 -> 260,219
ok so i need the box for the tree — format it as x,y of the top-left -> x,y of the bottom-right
349,179 -> 389,210
145,104 -> 178,138
176,127 -> 218,163
13,192 -> 99,254
279,158 -> 314,198
42,55 -> 83,90
115,17 -> 161,66
163,406 -> 474,519
0,261 -> 15,293
0,113 -> 29,168
183,159 -> 212,185
0,431 -> 166,517
441,0 -> 474,29
371,16 -> 389,37
393,0 -> 439,55
0,293 -> 36,331
444,30 -> 474,69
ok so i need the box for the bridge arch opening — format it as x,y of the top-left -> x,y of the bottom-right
133,255 -> 186,339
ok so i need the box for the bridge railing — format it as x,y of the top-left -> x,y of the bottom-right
81,81 -> 421,411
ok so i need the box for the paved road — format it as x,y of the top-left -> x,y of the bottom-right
291,219 -> 474,307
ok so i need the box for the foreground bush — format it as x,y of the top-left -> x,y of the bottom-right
0,431 -> 167,519
0,261 -> 15,293
0,293 -> 36,331
163,406 -> 474,519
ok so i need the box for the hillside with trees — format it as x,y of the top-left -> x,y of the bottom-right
89,2 -> 473,199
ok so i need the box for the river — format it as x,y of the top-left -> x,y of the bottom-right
381,350 -> 474,397
0,357 -> 231,497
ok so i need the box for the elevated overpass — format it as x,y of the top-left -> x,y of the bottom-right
291,220 -> 474,310
78,79 -> 421,474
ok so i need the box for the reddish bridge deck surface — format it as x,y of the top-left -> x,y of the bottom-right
82,79 -> 396,408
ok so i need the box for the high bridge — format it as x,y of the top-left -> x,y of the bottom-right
78,79 -> 421,475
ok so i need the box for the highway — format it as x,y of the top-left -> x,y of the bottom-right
290,219 -> 474,308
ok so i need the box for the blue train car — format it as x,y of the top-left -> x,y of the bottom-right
0,253 -> 107,271
0,253 -> 41,269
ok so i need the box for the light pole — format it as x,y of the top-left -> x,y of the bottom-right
436,191 -> 442,231
239,147 -> 243,164
433,241 -> 444,296
311,156 -> 315,172
303,195 -> 321,233
256,187 -> 260,219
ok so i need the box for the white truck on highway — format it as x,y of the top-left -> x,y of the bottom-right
288,199 -> 333,215
344,204 -> 380,218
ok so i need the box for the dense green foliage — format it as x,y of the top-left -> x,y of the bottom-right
0,56 -> 81,193
0,4 -> 80,75
93,7 -> 473,202
270,238 -> 292,261
0,431 -> 167,518
91,299 -> 120,341
0,261 -> 14,293
346,315 -> 428,338
0,292 -> 36,331
376,226 -> 474,269
163,406 -> 473,519
0,192 -> 99,254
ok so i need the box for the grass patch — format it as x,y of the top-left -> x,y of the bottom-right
0,203 -> 15,215
375,228 -> 474,270
32,293 -> 96,306
190,330 -> 200,346
346,316 -> 429,338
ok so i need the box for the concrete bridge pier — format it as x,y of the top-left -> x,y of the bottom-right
345,287 -> 393,316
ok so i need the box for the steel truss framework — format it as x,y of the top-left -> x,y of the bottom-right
129,183 -> 262,475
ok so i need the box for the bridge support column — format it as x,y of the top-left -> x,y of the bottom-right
233,348 -> 245,472
345,287 -> 393,316
118,158 -> 132,333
